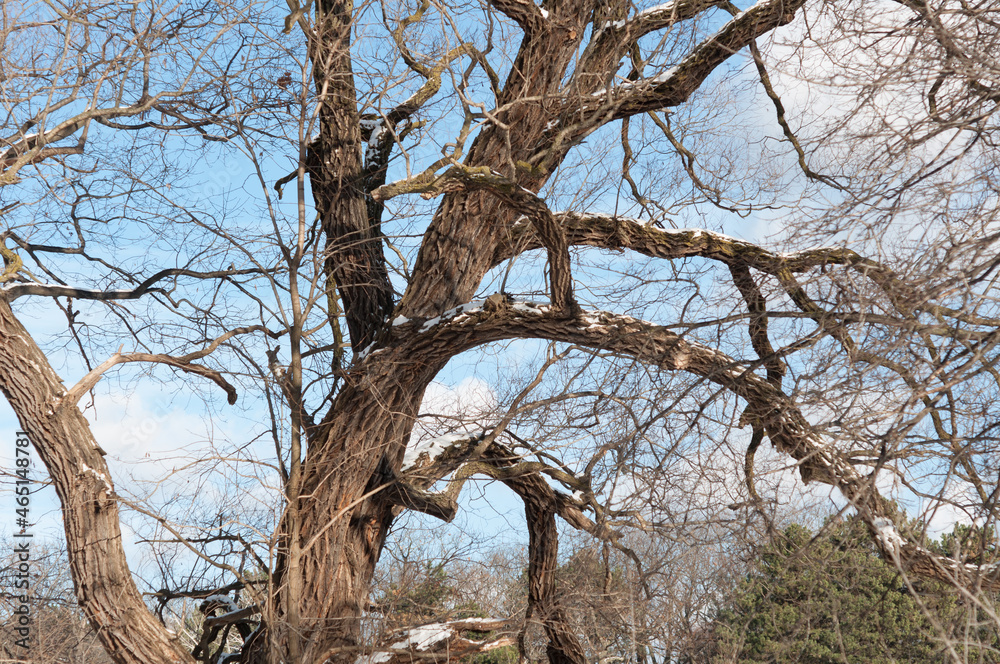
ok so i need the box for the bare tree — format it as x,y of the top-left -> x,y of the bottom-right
0,539 -> 114,663
2,0 -> 1000,662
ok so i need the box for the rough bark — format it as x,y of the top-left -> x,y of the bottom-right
278,1 -> 818,660
308,0 -> 394,352
268,351 -> 445,662
3,0 -> 836,662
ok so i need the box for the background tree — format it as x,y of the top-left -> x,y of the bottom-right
709,517 -> 1000,664
0,540 -> 114,663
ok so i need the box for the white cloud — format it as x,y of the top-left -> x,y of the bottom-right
82,387 -> 209,465
408,377 -> 499,448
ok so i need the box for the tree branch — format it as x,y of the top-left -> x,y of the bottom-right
375,166 -> 576,311
486,0 -> 545,31
576,0 -> 723,87
391,302 -> 1000,590
536,0 -> 806,168
61,326 -> 267,408
1,267 -> 265,302
493,212 -> 1000,328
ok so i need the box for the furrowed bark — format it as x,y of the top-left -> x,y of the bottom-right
273,359 -> 442,663
0,297 -> 194,664
308,0 -> 393,351
274,1 -> 814,661
520,490 -> 587,664
399,0 -> 807,321
493,212 -> 1000,330
398,1 -> 592,319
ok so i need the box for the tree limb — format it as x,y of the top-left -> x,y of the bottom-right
1,267 -> 265,302
486,0 -> 545,31
391,302 -> 1000,590
61,326 -> 266,408
492,212 -> 1000,328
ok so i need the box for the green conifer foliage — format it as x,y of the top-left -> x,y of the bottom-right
710,517 -> 999,664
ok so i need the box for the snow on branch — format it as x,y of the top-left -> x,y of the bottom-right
402,431 -> 484,472
356,619 -> 513,664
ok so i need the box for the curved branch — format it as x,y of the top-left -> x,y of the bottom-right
486,0 -> 546,31
576,0 -> 723,87
1,94 -> 177,185
388,303 -> 1000,590
542,0 -> 806,161
492,212 -> 1000,328
61,326 -> 267,408
376,166 -> 576,311
0,299 -> 194,664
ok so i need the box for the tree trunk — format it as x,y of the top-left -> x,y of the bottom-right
0,298 -> 193,664
269,347 -> 442,663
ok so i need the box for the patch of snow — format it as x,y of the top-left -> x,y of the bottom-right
418,300 -> 485,332
511,301 -> 549,315
402,432 -> 481,471
354,652 -> 393,664
364,122 -> 390,162
634,1 -> 682,21
79,462 -> 113,493
2,131 -> 38,148
392,623 -> 454,651
872,517 -> 905,558
539,8 -> 549,18
392,315 -> 410,326
203,594 -> 240,614
0,284 -> 139,296
456,617 -> 501,625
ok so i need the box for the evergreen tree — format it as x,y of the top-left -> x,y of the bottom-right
709,517 -> 981,664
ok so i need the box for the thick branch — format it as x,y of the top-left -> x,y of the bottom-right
376,166 -> 576,311
576,0 -> 723,88
486,0 -> 545,30
493,212 -> 1000,328
516,477 -> 586,664
388,303 -> 1000,590
382,478 -> 458,522
0,300 -> 193,663
729,263 -> 785,384
600,0 -> 805,117
539,0 -> 806,166
308,0 -> 394,351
